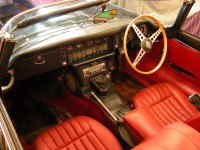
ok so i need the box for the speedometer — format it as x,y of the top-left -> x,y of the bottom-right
85,40 -> 93,46
66,45 -> 73,51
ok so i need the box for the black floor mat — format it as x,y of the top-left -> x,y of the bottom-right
7,72 -> 71,144
111,70 -> 145,106
9,96 -> 56,143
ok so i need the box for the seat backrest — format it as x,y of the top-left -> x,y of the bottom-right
133,82 -> 199,126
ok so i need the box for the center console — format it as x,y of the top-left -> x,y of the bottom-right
64,35 -> 130,123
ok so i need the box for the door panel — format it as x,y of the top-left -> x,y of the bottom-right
167,38 -> 200,86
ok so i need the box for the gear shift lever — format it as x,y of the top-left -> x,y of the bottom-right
90,74 -> 109,96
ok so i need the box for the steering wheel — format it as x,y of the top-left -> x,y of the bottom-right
123,15 -> 167,74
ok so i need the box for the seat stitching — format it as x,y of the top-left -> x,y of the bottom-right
150,105 -> 168,125
80,134 -> 95,150
164,83 -> 194,116
84,118 -> 107,150
85,133 -> 104,150
159,83 -> 172,98
75,138 -> 87,150
172,98 -> 193,117
140,93 -> 150,107
151,86 -> 163,105
77,118 -> 86,133
154,85 -> 164,100
166,98 -> 188,121
60,123 -> 73,142
46,129 -> 59,148
159,100 -> 179,123
161,83 -> 171,97
68,119 -> 79,137
76,119 -> 95,149
169,97 -> 192,119
54,125 -> 65,146
38,136 -> 52,150
57,130 -> 92,150
147,95 -> 172,107
145,88 -> 156,107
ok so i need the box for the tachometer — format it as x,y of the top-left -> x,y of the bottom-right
139,24 -> 148,36
66,45 -> 73,51
76,43 -> 84,49
85,40 -> 93,46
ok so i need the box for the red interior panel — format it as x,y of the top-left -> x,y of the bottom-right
122,38 -> 200,96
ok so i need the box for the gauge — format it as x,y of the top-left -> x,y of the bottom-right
103,37 -> 109,41
86,49 -> 92,56
139,24 -> 148,36
100,44 -> 104,53
85,40 -> 93,46
82,50 -> 86,58
121,32 -> 125,40
66,45 -> 73,51
103,43 -> 108,51
92,47 -> 97,55
77,52 -> 82,60
88,48 -> 93,55
73,53 -> 77,61
95,39 -> 101,43
95,46 -> 100,54
128,29 -> 133,37
76,43 -> 83,49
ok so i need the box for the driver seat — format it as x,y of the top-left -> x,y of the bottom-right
131,82 -> 200,138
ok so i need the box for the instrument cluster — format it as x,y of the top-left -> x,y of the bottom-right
60,36 -> 111,64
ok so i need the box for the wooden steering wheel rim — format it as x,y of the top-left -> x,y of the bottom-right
123,15 -> 167,75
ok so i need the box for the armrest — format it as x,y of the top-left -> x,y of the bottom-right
124,107 -> 163,140
184,112 -> 200,132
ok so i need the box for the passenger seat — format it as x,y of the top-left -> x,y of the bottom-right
33,116 -> 123,150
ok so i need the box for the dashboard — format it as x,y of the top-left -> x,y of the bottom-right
9,20 -> 154,85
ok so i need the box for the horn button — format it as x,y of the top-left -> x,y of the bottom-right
142,38 -> 153,52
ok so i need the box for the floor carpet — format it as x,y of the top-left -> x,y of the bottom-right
111,69 -> 145,107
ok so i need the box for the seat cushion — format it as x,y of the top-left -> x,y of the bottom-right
132,122 -> 200,150
33,116 -> 122,150
133,82 -> 199,126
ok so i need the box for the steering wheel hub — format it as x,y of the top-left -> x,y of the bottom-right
142,38 -> 153,52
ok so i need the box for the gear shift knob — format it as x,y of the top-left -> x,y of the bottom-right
90,74 -> 109,96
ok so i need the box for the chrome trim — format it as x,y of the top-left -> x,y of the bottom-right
2,0 -> 75,34
2,70 -> 15,94
91,91 -> 119,121
184,0 -> 195,4
0,98 -> 23,150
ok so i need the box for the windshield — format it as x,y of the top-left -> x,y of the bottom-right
0,0 -> 184,26
0,0 -> 184,29
0,0 -> 185,39
110,0 -> 184,26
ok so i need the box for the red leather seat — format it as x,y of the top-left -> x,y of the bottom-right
33,116 -> 122,150
129,82 -> 200,139
132,122 -> 200,150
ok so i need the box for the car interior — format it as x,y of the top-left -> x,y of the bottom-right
0,0 -> 200,149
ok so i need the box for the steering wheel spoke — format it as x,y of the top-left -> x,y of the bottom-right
132,23 -> 145,42
150,28 -> 161,43
123,15 -> 167,74
133,49 -> 146,66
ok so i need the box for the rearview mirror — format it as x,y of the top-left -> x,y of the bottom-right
93,9 -> 117,24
